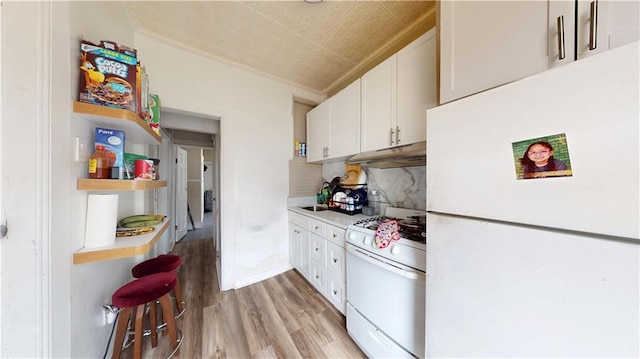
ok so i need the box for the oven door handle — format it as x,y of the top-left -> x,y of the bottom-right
347,245 -> 425,282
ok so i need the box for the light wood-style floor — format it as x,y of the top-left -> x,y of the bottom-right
119,237 -> 366,359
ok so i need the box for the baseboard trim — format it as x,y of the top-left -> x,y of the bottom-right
233,264 -> 293,289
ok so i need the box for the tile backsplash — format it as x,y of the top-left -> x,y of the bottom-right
323,162 -> 426,210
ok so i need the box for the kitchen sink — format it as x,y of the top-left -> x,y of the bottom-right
300,205 -> 328,212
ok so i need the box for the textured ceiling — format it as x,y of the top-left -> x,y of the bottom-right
121,0 -> 436,96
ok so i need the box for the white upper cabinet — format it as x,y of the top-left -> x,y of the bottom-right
306,100 -> 330,162
550,0 -> 639,68
361,55 -> 397,152
397,29 -> 438,147
439,1 -> 550,104
329,80 -> 361,158
362,28 -> 437,152
441,0 -> 639,103
306,81 -> 361,163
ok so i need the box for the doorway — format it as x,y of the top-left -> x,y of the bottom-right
175,145 -> 215,242
160,108 -> 223,289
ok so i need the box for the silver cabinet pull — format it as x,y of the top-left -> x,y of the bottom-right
557,15 -> 566,60
589,0 -> 598,50
390,128 -> 394,146
396,126 -> 400,144
0,224 -> 7,239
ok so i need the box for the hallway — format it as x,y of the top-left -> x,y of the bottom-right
180,211 -> 214,242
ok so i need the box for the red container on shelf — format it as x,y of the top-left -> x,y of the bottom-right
134,159 -> 154,180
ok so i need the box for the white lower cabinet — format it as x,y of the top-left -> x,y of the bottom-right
309,260 -> 327,294
327,272 -> 346,313
289,212 -> 310,278
327,241 -> 345,278
288,210 -> 347,314
310,233 -> 326,264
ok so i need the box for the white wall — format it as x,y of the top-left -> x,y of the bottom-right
67,3 -> 169,358
3,2 -> 154,358
134,33 -> 323,289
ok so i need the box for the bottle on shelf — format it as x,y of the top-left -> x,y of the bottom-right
88,145 -> 111,179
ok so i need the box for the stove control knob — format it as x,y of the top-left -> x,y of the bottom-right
363,236 -> 372,246
348,232 -> 357,241
391,245 -> 400,255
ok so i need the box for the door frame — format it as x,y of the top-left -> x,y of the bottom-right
1,1 -> 54,356
173,145 -> 189,242
160,107 -> 231,291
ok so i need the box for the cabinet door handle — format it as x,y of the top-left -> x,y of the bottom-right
557,15 -> 566,60
390,128 -> 394,146
333,258 -> 338,263
589,0 -> 598,50
396,126 -> 400,144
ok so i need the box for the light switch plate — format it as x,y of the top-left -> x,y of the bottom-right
75,137 -> 89,162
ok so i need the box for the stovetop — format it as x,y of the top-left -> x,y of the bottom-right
346,207 -> 427,271
350,208 -> 427,245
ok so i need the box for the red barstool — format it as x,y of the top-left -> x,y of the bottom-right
111,272 -> 181,359
131,254 -> 186,318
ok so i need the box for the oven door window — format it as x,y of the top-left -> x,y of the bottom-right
346,245 -> 425,358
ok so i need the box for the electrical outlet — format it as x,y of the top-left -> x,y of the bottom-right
102,304 -> 117,325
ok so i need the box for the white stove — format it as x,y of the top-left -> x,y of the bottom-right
346,207 -> 426,272
345,207 -> 426,358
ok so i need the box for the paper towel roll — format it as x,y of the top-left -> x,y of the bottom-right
84,194 -> 119,248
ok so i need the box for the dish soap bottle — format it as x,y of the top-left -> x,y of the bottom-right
88,145 -> 110,179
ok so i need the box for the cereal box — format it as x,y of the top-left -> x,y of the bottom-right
95,127 -> 125,169
78,41 -> 138,112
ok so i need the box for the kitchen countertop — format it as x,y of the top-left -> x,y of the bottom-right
288,205 -> 373,228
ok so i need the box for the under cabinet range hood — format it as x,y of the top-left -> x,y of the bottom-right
347,142 -> 426,168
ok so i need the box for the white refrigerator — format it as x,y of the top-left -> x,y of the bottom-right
425,42 -> 639,357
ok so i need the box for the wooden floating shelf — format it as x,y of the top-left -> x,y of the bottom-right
73,219 -> 169,265
77,179 -> 167,191
73,101 -> 161,145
